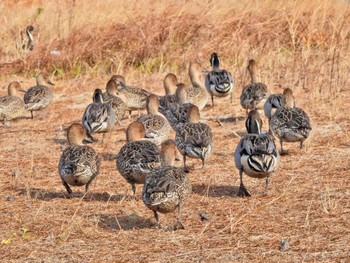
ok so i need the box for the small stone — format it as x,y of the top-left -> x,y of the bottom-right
279,239 -> 290,251
199,212 -> 210,222
12,169 -> 20,178
5,196 -> 15,201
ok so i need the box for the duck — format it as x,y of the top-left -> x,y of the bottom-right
0,81 -> 26,125
234,110 -> 280,197
21,25 -> 35,52
136,94 -> 171,146
204,52 -> 234,106
186,62 -> 208,110
142,139 -> 192,230
103,78 -> 128,123
82,89 -> 116,141
240,60 -> 269,114
175,104 -> 213,172
158,73 -> 178,115
58,123 -> 101,195
264,88 -> 294,133
116,121 -> 162,196
164,83 -> 194,130
269,88 -> 312,155
110,75 -> 152,117
101,75 -> 125,101
23,72 -> 55,119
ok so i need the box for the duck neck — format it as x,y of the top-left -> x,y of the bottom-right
7,82 -> 21,97
250,71 -> 258,83
93,90 -> 104,103
246,118 -> 261,134
190,73 -> 204,88
26,29 -> 34,49
36,75 -> 45,86
211,56 -> 220,71
106,80 -> 118,96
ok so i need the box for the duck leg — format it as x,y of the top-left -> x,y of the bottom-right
300,141 -> 304,149
201,157 -> 206,169
280,138 -> 287,155
183,154 -> 189,173
237,170 -> 251,197
62,180 -> 73,195
30,110 -> 34,119
264,176 -> 270,195
153,211 -> 161,228
131,183 -> 136,196
85,180 -> 92,193
211,95 -> 215,107
173,201 -> 185,230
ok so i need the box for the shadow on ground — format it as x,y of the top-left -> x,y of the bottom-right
16,188 -> 133,202
97,213 -> 154,231
192,184 -> 240,197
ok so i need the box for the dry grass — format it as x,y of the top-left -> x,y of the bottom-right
1,0 -> 350,262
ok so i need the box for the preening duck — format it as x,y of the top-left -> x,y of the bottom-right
23,72 -> 55,119
269,88 -> 312,155
110,75 -> 152,117
137,94 -> 171,146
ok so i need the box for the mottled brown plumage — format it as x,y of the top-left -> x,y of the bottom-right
0,81 -> 26,124
175,105 -> 213,171
270,89 -> 312,154
142,140 -> 191,230
24,73 -> 55,118
240,60 -> 269,113
137,95 -> 171,146
58,123 -> 100,195
116,122 -> 161,195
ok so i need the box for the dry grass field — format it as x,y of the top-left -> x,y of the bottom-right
1,0 -> 350,262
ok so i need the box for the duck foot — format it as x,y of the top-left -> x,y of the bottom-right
237,185 -> 251,197
280,150 -> 288,156
172,221 -> 185,231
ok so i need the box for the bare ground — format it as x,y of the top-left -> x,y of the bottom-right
0,73 -> 349,262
